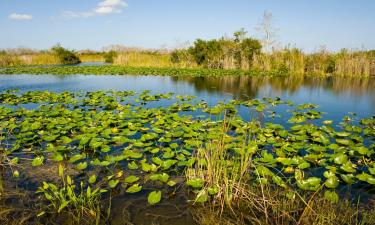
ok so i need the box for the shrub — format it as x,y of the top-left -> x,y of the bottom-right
51,44 -> 81,65
103,50 -> 118,63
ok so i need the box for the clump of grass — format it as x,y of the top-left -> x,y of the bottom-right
78,53 -> 104,62
191,186 -> 375,225
36,164 -> 106,224
103,50 -> 118,63
186,116 -> 256,207
114,51 -> 173,68
186,114 -> 375,225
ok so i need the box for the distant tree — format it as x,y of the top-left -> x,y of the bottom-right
256,11 -> 278,52
188,39 -> 209,66
241,38 -> 262,67
233,28 -> 247,43
51,44 -> 81,65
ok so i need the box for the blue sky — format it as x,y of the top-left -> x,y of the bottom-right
0,0 -> 374,52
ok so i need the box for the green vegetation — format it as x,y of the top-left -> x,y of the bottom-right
181,29 -> 262,69
1,31 -> 374,76
0,90 -> 374,224
103,50 -> 118,63
51,44 -> 81,65
0,65 -> 281,76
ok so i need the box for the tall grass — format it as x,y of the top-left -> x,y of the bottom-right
186,115 -> 375,225
114,51 -> 175,68
252,49 -> 375,76
78,54 -> 104,62
0,53 -> 59,67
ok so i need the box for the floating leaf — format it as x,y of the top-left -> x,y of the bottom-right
324,190 -> 339,203
89,174 -> 97,184
108,179 -> 119,188
187,178 -> 204,189
124,175 -> 139,183
126,184 -> 142,193
148,191 -> 162,205
32,156 -> 44,167
76,162 -> 88,170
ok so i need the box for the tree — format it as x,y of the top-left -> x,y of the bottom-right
51,44 -> 81,65
241,38 -> 262,67
256,11 -> 278,52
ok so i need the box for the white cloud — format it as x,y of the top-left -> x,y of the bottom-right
63,0 -> 127,19
9,13 -> 33,21
62,11 -> 94,19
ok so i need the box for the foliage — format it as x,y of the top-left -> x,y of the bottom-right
103,50 -> 118,63
51,44 -> 81,65
0,65 -> 277,77
186,30 -> 262,70
0,89 -> 374,223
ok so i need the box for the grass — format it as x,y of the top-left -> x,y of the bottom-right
187,114 -> 375,225
36,166 -> 104,223
0,53 -> 59,67
78,54 -> 104,62
114,51 -> 175,68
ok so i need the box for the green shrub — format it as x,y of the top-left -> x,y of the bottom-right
51,44 -> 81,65
103,50 -> 118,63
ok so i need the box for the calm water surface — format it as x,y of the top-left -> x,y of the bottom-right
0,74 -> 374,120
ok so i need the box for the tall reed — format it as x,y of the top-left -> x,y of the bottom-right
114,51 -> 173,68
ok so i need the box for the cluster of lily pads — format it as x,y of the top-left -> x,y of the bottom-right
0,65 -> 280,77
0,89 -> 374,212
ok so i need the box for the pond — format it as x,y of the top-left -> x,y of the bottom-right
0,73 -> 374,225
1,74 -> 374,120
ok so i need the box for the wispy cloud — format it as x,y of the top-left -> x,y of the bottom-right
9,13 -> 33,21
63,0 -> 128,19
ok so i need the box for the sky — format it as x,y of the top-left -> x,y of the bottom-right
0,0 -> 374,52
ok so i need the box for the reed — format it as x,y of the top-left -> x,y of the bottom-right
0,53 -> 59,67
78,54 -> 104,62
114,51 -> 174,68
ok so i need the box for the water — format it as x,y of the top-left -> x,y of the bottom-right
0,74 -> 374,120
0,73 -> 374,224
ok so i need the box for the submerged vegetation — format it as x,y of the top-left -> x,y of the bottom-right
0,89 -> 374,224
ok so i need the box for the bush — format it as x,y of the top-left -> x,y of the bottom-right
103,50 -> 118,64
187,31 -> 262,69
51,44 -> 81,65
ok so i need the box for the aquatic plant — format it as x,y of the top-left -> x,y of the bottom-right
0,89 -> 374,224
36,165 -> 106,222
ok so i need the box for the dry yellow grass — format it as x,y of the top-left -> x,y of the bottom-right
78,54 -> 104,62
0,53 -> 59,67
114,51 -> 174,68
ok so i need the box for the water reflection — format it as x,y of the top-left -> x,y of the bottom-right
0,74 -> 374,118
171,76 -> 375,102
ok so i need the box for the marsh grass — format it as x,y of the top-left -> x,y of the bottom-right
191,186 -> 375,225
186,115 -> 375,225
0,53 -> 59,67
186,116 -> 256,208
78,54 -> 104,62
252,49 -> 375,76
114,51 -> 176,68
36,165 -> 105,224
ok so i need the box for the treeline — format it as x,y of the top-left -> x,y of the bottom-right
171,29 -> 262,70
168,30 -> 375,76
1,35 -> 374,76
